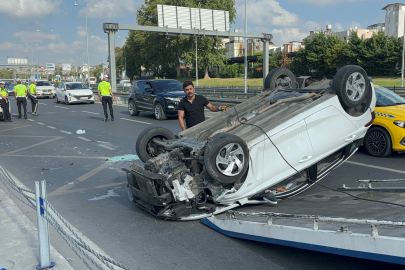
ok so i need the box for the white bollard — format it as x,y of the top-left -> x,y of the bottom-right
35,180 -> 55,269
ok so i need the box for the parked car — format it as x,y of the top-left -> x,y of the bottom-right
4,81 -> 14,96
123,65 -> 377,220
119,80 -> 132,88
35,80 -> 56,98
363,86 -> 405,157
55,82 -> 95,105
127,79 -> 186,120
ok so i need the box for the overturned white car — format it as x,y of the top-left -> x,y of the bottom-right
123,65 -> 376,220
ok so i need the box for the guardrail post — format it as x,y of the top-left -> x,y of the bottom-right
35,181 -> 55,269
394,86 -> 396,92
254,90 -> 257,96
221,88 -> 223,98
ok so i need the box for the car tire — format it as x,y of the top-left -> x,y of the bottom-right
332,65 -> 371,110
154,103 -> 167,120
128,100 -> 140,116
204,132 -> 249,184
364,127 -> 392,157
56,96 -> 60,103
90,101 -> 95,104
65,97 -> 70,105
135,126 -> 176,163
264,67 -> 297,90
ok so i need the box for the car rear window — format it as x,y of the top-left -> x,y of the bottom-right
37,81 -> 52,86
153,81 -> 183,92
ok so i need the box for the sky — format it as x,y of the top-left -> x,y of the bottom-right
0,0 -> 394,68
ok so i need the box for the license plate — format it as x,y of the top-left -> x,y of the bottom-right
80,97 -> 88,100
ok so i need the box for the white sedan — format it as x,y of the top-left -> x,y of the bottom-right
124,65 -> 377,220
55,82 -> 95,105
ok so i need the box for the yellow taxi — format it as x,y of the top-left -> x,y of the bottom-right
364,86 -> 405,157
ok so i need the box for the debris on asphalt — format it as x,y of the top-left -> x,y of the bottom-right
76,129 -> 85,134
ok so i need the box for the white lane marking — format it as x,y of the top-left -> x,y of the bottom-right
60,130 -> 72,134
47,126 -> 57,129
82,111 -> 100,115
40,103 -> 47,105
77,136 -> 91,142
27,119 -> 35,122
54,105 -> 69,110
37,122 -> 45,125
346,161 -> 405,175
120,118 -> 151,125
98,144 -> 116,150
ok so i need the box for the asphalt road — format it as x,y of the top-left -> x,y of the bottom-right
0,97 -> 404,270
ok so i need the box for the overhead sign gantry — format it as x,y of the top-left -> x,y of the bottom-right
103,5 -> 272,92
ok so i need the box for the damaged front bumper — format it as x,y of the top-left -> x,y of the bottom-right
123,164 -> 223,220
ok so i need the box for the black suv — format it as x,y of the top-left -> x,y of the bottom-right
128,79 -> 186,120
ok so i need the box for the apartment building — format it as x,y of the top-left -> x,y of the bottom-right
382,3 -> 405,37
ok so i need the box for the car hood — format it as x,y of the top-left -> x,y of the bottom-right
66,89 -> 93,95
36,86 -> 55,89
159,91 -> 185,97
375,105 -> 405,119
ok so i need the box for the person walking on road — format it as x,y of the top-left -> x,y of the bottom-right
178,81 -> 227,131
0,81 -> 12,122
13,78 -> 28,119
98,75 -> 115,122
28,80 -> 39,115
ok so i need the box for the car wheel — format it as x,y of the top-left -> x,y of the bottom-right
135,126 -> 176,163
332,65 -> 371,110
56,96 -> 60,103
264,67 -> 297,90
128,100 -> 140,116
364,127 -> 392,157
65,97 -> 70,105
154,103 -> 167,120
90,101 -> 94,104
204,132 -> 249,184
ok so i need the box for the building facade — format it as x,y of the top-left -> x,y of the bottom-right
382,3 -> 405,37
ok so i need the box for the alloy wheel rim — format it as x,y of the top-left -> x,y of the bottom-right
367,131 -> 386,154
215,143 -> 245,176
129,102 -> 134,114
155,105 -> 162,119
346,72 -> 366,102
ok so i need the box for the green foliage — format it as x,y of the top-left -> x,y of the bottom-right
0,69 -> 14,79
123,0 -> 236,80
291,31 -> 403,77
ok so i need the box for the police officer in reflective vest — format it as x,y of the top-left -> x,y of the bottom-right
28,80 -> 39,115
98,75 -> 115,121
0,81 -> 12,122
14,78 -> 28,119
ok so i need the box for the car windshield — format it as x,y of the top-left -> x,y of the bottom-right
66,83 -> 87,90
375,86 -> 405,106
5,82 -> 13,87
153,81 -> 183,92
37,81 -> 52,86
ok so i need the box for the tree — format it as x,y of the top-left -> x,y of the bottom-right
124,0 -> 236,80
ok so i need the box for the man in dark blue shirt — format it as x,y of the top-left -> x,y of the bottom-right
178,81 -> 226,130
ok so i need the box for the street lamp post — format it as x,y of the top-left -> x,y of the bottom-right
74,2 -> 97,84
37,30 -> 53,80
244,0 -> 248,93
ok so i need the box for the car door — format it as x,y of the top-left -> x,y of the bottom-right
57,83 -> 64,99
305,105 -> 358,158
143,82 -> 155,110
135,81 -> 147,109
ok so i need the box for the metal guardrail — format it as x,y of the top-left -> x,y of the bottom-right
91,85 -> 405,103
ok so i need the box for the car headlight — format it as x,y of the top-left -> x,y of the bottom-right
165,97 -> 182,102
394,121 -> 405,128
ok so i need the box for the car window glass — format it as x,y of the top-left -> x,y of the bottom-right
36,81 -> 52,86
66,83 -> 87,90
375,87 -> 405,106
153,81 -> 183,92
137,81 -> 145,91
145,83 -> 152,90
